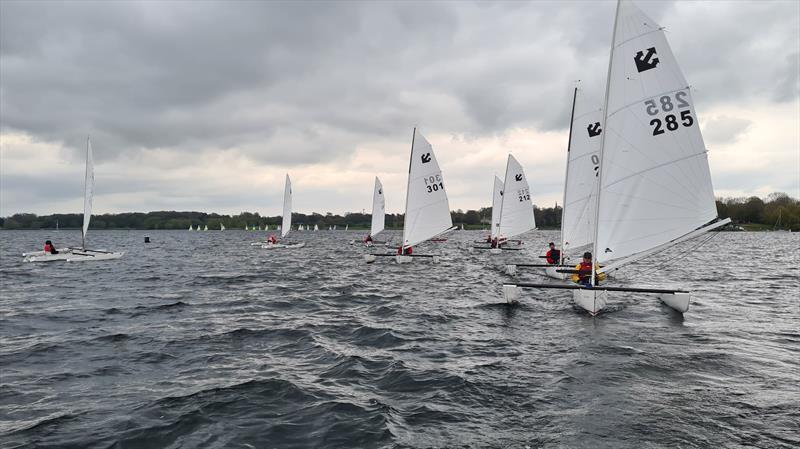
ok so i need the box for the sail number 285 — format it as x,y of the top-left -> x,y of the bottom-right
645,91 -> 694,136
423,174 -> 444,193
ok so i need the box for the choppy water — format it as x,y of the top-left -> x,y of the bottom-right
1,229 -> 798,449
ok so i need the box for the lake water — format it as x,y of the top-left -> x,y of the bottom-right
1,230 -> 798,448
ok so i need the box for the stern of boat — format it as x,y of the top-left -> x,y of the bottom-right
573,288 -> 607,315
659,292 -> 691,313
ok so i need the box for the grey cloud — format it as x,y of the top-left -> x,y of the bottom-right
703,116 -> 752,146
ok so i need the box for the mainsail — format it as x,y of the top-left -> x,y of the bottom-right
82,136 -> 95,249
281,174 -> 292,238
561,88 -> 604,258
491,176 -> 504,239
401,129 -> 453,249
594,0 -> 720,266
497,154 -> 535,240
371,177 -> 385,237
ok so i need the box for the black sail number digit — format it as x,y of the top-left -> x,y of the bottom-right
650,118 -> 665,136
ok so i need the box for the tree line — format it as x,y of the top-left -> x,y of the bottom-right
1,193 -> 797,231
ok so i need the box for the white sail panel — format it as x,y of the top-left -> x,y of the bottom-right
491,176 -> 503,239
595,0 -> 718,264
562,89 -> 603,257
82,137 -> 94,248
370,177 -> 385,237
281,174 -> 292,238
498,154 -> 535,240
402,129 -> 452,248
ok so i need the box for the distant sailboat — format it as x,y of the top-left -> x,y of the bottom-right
24,136 -> 124,262
262,174 -> 305,249
220,223 -> 226,231
491,154 -> 535,254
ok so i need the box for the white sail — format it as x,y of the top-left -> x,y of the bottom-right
562,89 -> 604,257
203,225 -> 208,231
281,174 -> 292,238
497,154 -> 535,240
81,136 -> 94,248
314,224 -> 318,231
370,177 -> 385,237
190,225 -> 194,231
401,129 -> 453,249
220,223 -> 225,231
490,176 -> 504,239
345,224 -> 349,231
594,0 -> 719,265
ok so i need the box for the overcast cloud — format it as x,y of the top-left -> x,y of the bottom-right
1,0 -> 798,216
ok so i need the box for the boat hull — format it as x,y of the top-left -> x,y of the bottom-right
364,254 -> 377,263
544,266 -> 568,280
572,289 -> 607,315
24,252 -> 73,263
659,292 -> 691,313
395,255 -> 413,264
489,248 -> 502,255
66,251 -> 124,262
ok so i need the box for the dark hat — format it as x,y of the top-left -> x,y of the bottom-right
45,240 -> 52,244
548,242 -> 555,246
583,251 -> 592,259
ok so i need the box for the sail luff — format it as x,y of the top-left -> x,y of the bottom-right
559,87 -> 579,263
490,176 -> 503,239
592,0 -> 622,285
401,128 -> 416,248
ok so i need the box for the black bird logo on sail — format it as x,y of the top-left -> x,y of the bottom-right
421,153 -> 432,164
587,122 -> 602,137
634,47 -> 659,72
515,174 -> 523,182
378,189 -> 382,195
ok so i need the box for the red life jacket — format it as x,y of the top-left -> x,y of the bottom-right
546,249 -> 560,264
44,243 -> 54,253
577,261 -> 593,282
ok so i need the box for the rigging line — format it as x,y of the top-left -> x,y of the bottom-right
622,229 -> 719,277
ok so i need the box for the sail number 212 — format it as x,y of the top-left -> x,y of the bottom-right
423,174 -> 444,193
645,91 -> 694,136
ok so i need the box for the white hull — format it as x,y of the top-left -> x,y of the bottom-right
544,266 -> 568,280
572,289 -> 607,315
261,242 -> 306,250
395,255 -> 413,264
489,248 -> 502,255
659,292 -> 691,313
364,254 -> 377,263
66,250 -> 125,262
24,251 -> 73,263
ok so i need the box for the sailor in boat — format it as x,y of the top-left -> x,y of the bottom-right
364,234 -> 374,246
397,246 -> 413,255
44,240 -> 59,254
545,242 -> 560,265
571,251 -> 606,286
267,234 -> 278,245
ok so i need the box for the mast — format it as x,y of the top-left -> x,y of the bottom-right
82,136 -> 90,249
401,128 -> 416,249
496,154 -> 512,243
559,86 -> 579,264
591,0 -> 620,286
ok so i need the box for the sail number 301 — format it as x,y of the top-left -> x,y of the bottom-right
423,174 -> 444,193
645,91 -> 694,136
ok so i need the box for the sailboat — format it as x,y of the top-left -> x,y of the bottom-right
262,174 -> 305,249
345,224 -> 349,231
220,223 -> 226,231
469,176 -> 503,252
203,224 -> 208,231
359,177 -> 386,250
504,0 -> 730,314
314,224 -> 319,231
24,137 -> 124,262
490,155 -> 535,254
535,87 -> 605,279
366,128 -> 453,264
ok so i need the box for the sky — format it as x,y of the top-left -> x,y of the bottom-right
1,0 -> 798,217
